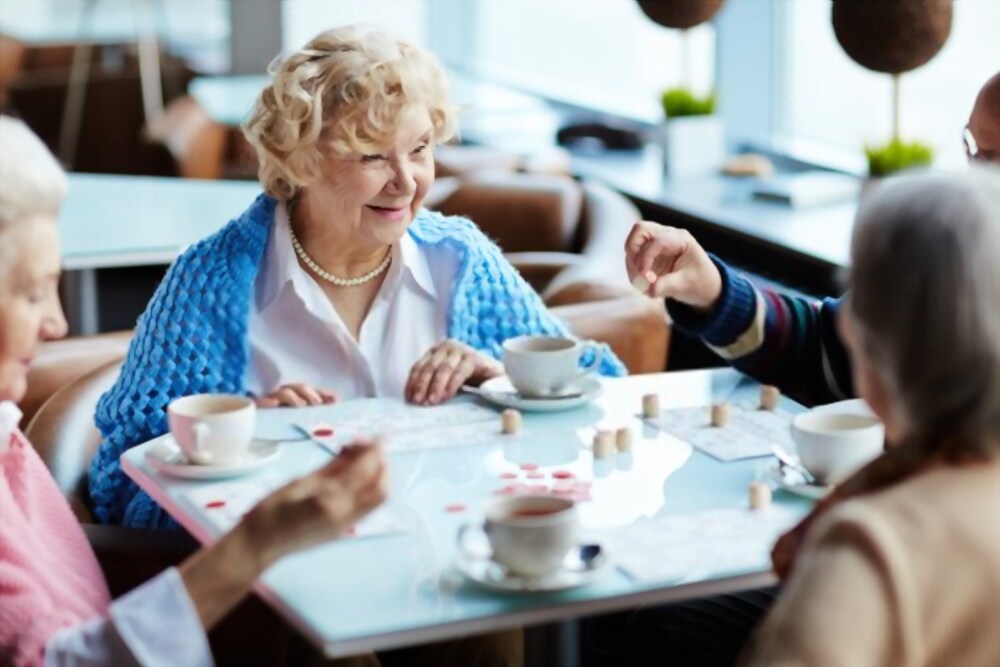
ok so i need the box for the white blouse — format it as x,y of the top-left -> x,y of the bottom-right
246,204 -> 461,400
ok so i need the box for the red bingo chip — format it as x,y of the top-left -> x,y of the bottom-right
312,427 -> 334,438
519,463 -> 539,471
551,470 -> 575,479
499,472 -> 518,480
445,504 -> 467,513
205,500 -> 226,509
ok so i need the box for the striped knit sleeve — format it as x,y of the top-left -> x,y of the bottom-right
668,257 -> 854,406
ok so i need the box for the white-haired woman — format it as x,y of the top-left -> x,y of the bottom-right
744,168 -> 1000,666
0,116 -> 388,667
89,25 -> 623,531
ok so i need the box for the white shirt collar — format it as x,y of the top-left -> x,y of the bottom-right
259,203 -> 437,313
0,401 -> 23,453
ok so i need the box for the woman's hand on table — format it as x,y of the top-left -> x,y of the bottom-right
405,339 -> 504,406
624,221 -> 723,313
255,383 -> 338,408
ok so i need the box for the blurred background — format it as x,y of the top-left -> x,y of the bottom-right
2,0 -> 998,364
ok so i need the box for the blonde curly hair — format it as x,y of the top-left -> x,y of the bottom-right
242,26 -> 457,201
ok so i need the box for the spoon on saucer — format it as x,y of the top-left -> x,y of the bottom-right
771,444 -> 817,485
562,543 -> 606,573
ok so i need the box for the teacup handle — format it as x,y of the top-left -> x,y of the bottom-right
193,422 -> 213,464
576,341 -> 603,377
457,523 -> 492,560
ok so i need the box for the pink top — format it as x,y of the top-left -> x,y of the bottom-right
0,417 -> 111,667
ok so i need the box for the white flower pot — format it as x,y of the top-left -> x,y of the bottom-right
659,115 -> 726,177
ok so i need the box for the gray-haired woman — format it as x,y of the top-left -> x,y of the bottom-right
746,167 -> 1000,666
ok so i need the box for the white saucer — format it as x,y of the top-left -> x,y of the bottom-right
146,438 -> 282,480
468,376 -> 603,413
766,465 -> 831,500
456,548 -> 612,592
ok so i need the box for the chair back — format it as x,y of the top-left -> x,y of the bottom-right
25,358 -> 124,522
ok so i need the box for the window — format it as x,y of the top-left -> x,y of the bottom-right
467,0 -> 715,123
281,0 -> 429,51
779,0 -> 1000,169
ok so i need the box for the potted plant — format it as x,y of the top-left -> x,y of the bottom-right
658,86 -> 724,176
831,0 -> 952,177
637,0 -> 728,176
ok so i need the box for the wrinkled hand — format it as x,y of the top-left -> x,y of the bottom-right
240,440 -> 388,564
255,383 -> 337,408
624,221 -> 723,312
405,339 -> 503,405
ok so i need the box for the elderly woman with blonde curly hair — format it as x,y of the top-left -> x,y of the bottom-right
89,25 -> 623,532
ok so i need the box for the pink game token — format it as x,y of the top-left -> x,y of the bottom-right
205,500 -> 226,509
552,470 -> 575,479
552,487 -> 575,496
312,427 -> 334,438
519,463 -> 539,471
525,471 -> 545,479
495,486 -> 517,495
445,504 -> 466,513
499,472 -> 518,480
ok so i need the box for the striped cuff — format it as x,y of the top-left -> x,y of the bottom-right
667,256 -> 760,348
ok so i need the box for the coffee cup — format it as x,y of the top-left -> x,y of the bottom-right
167,394 -> 256,466
502,336 -> 602,397
458,495 -> 578,578
790,411 -> 884,485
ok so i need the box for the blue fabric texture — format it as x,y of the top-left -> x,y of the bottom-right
89,195 -> 626,529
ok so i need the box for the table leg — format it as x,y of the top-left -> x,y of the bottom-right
525,620 -> 580,667
61,268 -> 100,335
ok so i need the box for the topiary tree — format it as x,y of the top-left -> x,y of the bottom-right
831,0 -> 952,174
636,0 -> 726,117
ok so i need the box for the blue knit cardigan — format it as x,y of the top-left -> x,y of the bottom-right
90,194 -> 625,528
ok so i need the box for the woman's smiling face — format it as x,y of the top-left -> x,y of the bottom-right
301,105 -> 436,249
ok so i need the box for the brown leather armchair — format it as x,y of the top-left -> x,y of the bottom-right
431,170 -> 670,373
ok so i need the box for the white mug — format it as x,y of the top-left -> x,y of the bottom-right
458,495 -> 578,578
790,411 -> 885,485
502,336 -> 602,397
167,394 -> 256,466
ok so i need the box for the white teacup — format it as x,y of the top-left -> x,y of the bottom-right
502,336 -> 602,397
458,495 -> 579,578
790,411 -> 885,485
167,394 -> 256,466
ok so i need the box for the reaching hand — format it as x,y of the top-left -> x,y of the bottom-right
624,221 -> 723,312
240,440 -> 388,563
405,339 -> 504,405
255,383 -> 338,408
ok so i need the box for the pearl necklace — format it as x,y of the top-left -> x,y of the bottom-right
288,224 -> 392,287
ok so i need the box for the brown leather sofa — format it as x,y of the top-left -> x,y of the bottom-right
431,169 -> 670,374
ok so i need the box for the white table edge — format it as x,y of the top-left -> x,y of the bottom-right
121,445 -> 779,658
